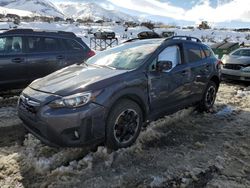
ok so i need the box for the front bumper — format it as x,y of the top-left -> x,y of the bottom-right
221,68 -> 250,81
18,100 -> 107,147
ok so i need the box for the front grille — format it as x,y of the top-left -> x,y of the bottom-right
19,96 -> 40,114
223,64 -> 247,70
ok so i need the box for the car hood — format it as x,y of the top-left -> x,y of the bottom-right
222,55 -> 250,65
29,64 -> 127,96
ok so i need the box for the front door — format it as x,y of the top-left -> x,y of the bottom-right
147,45 -> 193,118
0,36 -> 29,90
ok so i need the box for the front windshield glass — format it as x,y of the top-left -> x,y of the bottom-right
86,43 -> 160,70
232,49 -> 250,57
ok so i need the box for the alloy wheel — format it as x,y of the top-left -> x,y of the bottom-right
113,109 -> 140,145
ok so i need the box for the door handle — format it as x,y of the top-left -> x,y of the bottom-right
12,58 -> 24,63
56,55 -> 65,60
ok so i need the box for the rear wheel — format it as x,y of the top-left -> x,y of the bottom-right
106,99 -> 143,150
199,81 -> 218,112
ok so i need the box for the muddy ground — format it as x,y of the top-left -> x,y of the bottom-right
0,82 -> 250,188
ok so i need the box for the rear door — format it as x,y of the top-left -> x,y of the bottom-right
184,43 -> 211,100
24,36 -> 66,81
62,38 -> 90,65
0,35 -> 29,90
147,44 -> 193,117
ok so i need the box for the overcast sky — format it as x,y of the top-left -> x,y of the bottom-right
55,0 -> 250,28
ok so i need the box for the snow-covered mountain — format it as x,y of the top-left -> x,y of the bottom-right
0,0 -> 64,18
57,2 -> 138,22
0,0 -> 140,22
0,5 -> 34,17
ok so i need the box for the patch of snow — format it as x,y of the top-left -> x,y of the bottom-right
236,90 -> 250,98
150,176 -> 165,187
216,105 -> 235,116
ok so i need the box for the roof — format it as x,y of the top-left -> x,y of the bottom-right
0,29 -> 77,38
124,36 -> 201,45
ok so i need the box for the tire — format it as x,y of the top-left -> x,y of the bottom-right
198,81 -> 218,112
106,99 -> 143,150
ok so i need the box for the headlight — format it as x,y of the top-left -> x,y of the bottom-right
242,67 -> 250,72
49,92 -> 92,108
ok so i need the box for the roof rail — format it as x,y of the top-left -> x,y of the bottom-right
3,29 -> 76,37
123,38 -> 141,43
167,35 -> 201,42
57,31 -> 76,37
4,29 -> 34,34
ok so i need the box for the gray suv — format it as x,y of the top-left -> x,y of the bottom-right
18,36 -> 221,150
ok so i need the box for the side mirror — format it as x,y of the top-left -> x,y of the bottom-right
156,60 -> 173,72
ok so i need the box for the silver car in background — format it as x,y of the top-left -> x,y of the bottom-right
221,48 -> 250,81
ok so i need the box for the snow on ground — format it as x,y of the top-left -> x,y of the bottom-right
0,82 -> 250,187
0,21 -> 249,49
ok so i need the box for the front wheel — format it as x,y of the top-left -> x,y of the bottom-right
106,99 -> 143,150
198,81 -> 218,112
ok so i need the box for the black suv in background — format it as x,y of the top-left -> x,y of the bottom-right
0,29 -> 95,91
18,36 -> 221,150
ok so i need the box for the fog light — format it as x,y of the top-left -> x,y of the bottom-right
74,131 -> 79,138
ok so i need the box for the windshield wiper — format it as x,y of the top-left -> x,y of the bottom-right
89,64 -> 116,70
99,65 -> 116,70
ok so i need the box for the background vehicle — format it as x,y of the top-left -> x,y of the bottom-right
0,29 -> 95,91
221,48 -> 250,81
18,36 -> 221,150
137,31 -> 161,39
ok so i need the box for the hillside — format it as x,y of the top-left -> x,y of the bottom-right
0,5 -> 34,17
0,0 -> 64,18
57,2 -> 138,22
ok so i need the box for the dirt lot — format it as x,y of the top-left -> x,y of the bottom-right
0,82 -> 250,188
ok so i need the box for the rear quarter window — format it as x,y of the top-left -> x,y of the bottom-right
64,39 -> 85,51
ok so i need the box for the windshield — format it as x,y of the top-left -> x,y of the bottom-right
86,43 -> 160,70
232,49 -> 250,57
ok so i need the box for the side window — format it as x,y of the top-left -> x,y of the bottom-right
27,37 -> 43,53
64,39 -> 84,51
149,45 -> 180,72
27,37 -> 62,53
0,36 -> 22,55
44,38 -> 60,52
186,44 -> 204,63
203,45 -> 214,57
0,37 -> 6,55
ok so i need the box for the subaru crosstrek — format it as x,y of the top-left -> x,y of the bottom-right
18,36 -> 221,149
